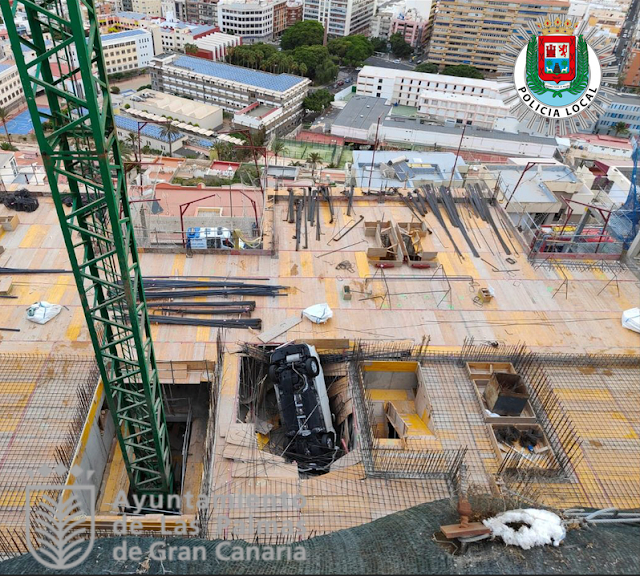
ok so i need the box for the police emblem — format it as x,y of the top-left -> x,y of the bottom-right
499,15 -> 616,135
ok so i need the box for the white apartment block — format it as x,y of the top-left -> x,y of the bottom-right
217,0 -> 275,43
303,0 -> 376,37
0,62 -> 26,111
158,22 -> 217,52
356,66 -> 500,107
101,29 -> 154,74
131,0 -> 163,17
417,90 -> 510,129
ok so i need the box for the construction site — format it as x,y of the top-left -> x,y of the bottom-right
0,1 -> 639,574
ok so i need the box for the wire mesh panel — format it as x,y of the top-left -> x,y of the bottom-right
0,353 -> 99,557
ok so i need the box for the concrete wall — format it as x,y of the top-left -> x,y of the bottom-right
63,383 -> 115,514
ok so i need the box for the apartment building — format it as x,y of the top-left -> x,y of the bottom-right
185,0 -> 219,25
357,66 -> 500,105
303,0 -> 376,37
595,93 -> 640,136
370,8 -> 393,40
159,22 -> 217,52
101,29 -> 154,74
417,90 -> 509,129
217,0 -> 278,43
131,0 -> 163,16
194,31 -> 242,61
391,2 -> 435,50
426,0 -> 570,76
0,62 -> 25,111
150,54 -> 310,135
286,0 -> 303,27
100,11 -> 217,54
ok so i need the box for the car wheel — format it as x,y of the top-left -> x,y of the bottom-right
268,364 -> 278,383
305,357 -> 320,377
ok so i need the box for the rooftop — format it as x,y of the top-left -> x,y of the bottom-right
169,55 -> 309,92
358,65 -> 501,90
333,95 -> 392,132
115,10 -> 150,20
115,114 -> 185,143
101,29 -> 150,42
0,62 -> 15,74
381,116 -> 559,145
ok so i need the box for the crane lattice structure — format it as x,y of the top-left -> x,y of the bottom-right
1,0 -> 172,494
609,136 -> 639,248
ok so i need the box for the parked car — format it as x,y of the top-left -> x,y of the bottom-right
393,59 -> 401,64
337,80 -> 344,86
269,343 -> 337,472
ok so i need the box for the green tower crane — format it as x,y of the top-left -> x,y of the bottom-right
1,1 -> 172,495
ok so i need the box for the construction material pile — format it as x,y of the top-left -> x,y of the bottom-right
141,277 -> 287,330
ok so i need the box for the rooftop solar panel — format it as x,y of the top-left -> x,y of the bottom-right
115,115 -> 184,143
171,55 -> 306,93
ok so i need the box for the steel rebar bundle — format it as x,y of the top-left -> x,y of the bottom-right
149,315 -> 262,329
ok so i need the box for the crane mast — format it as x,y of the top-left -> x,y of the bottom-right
1,0 -> 172,494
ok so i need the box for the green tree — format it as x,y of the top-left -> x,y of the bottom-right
213,141 -> 233,161
271,139 -> 288,166
281,20 -> 324,50
314,58 -> 339,85
613,121 -> 629,136
110,85 -> 121,94
159,123 -> 182,156
303,89 -> 334,112
441,64 -> 485,79
0,107 -> 11,146
307,152 -> 322,180
126,132 -> 139,164
370,37 -> 389,53
415,62 -> 439,74
185,43 -> 198,55
389,32 -> 413,59
327,35 -> 373,67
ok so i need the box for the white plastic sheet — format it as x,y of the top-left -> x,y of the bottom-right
302,303 -> 333,324
622,308 -> 640,334
26,301 -> 62,325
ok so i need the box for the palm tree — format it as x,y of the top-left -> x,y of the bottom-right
307,152 -> 322,181
271,139 -> 288,166
0,107 -> 12,146
613,121 -> 629,137
126,132 -> 139,163
159,122 -> 181,156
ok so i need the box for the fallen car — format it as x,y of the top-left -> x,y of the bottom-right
269,343 -> 337,472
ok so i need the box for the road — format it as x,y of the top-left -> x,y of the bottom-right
363,55 -> 416,71
615,0 -> 640,60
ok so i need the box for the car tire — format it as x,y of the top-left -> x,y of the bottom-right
322,434 -> 334,449
305,357 -> 320,377
268,364 -> 278,383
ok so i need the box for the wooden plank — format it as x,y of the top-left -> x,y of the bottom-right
257,315 -> 302,343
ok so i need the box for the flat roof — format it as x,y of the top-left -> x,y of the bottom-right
115,11 -> 149,19
485,164 -> 573,204
419,89 -> 509,108
170,55 -> 308,92
333,95 -> 392,131
102,29 -> 150,42
358,65 -> 501,90
381,116 -> 558,145
0,63 -> 14,74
